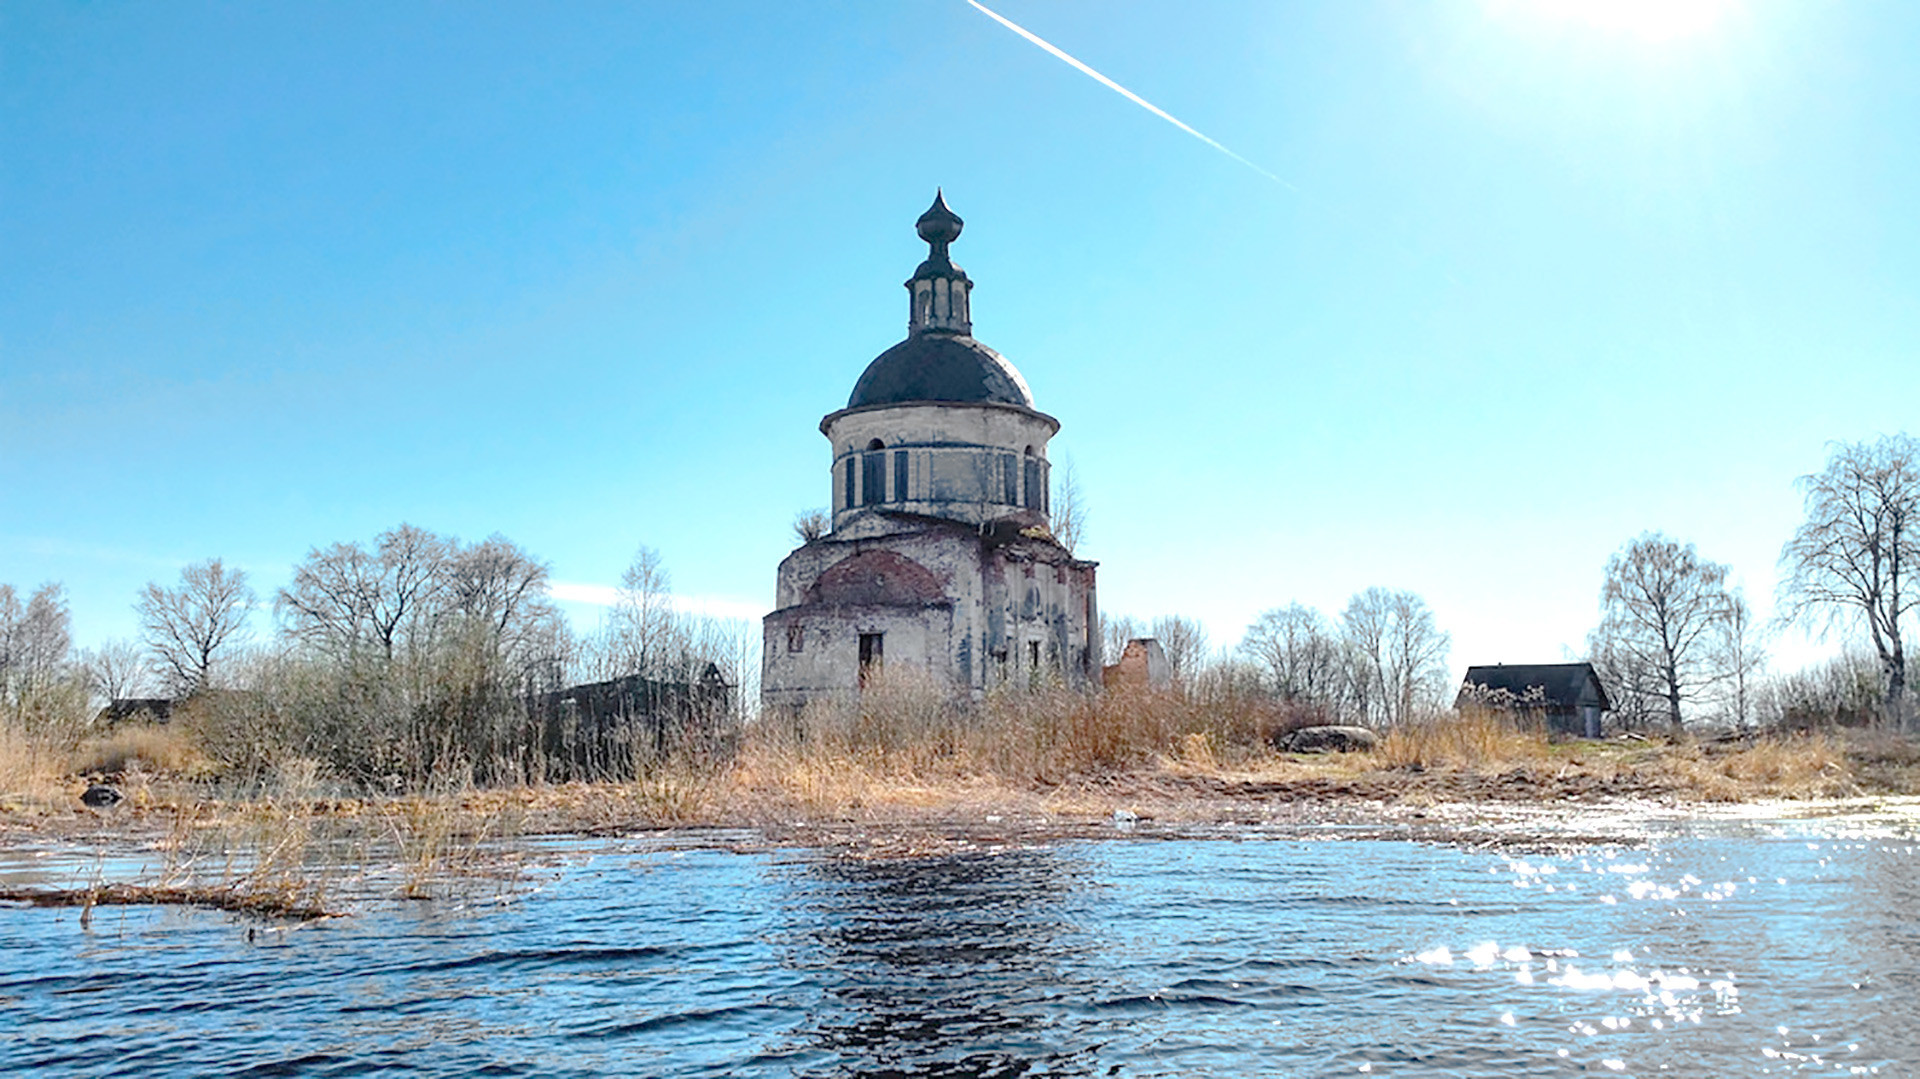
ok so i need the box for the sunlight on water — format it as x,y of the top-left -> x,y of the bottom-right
1,822 -> 1916,1076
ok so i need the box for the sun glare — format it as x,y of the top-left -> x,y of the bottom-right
1494,0 -> 1735,42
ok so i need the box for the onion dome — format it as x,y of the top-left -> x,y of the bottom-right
845,191 -> 1036,410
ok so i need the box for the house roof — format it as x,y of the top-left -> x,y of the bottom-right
1459,663 -> 1612,711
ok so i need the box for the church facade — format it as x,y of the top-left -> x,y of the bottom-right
761,193 -> 1099,712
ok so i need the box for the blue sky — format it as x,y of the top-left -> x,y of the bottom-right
3,1 -> 1915,675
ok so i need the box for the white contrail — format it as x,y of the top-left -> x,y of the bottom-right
966,0 -> 1294,190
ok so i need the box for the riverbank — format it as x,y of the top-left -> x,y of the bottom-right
7,721 -> 1915,852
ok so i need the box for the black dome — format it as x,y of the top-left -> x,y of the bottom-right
847,333 -> 1035,410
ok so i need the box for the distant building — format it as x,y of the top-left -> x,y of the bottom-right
95,698 -> 174,726
1103,638 -> 1171,690
527,664 -> 733,777
762,193 -> 1100,711
1457,662 -> 1611,738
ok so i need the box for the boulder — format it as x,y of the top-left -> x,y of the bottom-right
1275,725 -> 1380,754
80,784 -> 124,808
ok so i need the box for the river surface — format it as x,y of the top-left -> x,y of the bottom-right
3,816 -> 1919,1077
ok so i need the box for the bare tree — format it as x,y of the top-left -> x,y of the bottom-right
1341,587 -> 1450,726
1102,613 -> 1140,667
278,524 -> 452,661
138,559 -> 257,695
1585,628 -> 1666,731
1239,604 -> 1346,707
0,582 -> 74,709
1050,456 -> 1086,556
1714,588 -> 1768,731
1150,615 -> 1210,685
79,637 -> 154,703
276,541 -> 372,656
442,535 -> 564,676
1593,533 -> 1734,733
0,586 -> 17,699
604,545 -> 682,679
1779,433 -> 1919,729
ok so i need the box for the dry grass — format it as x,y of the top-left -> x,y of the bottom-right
0,721 -> 71,812
730,688 -> 1873,816
1378,710 -> 1554,771
70,723 -> 218,780
6,682 -> 1908,907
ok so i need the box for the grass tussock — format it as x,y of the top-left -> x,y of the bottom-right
1379,710 -> 1554,771
740,669 -> 1276,794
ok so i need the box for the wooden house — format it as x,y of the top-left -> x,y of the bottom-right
1457,663 -> 1611,738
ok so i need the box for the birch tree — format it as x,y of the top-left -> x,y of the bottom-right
1,583 -> 75,713
1714,588 -> 1767,731
1341,587 -> 1450,726
607,545 -> 682,679
1779,433 -> 1919,728
1593,534 -> 1734,733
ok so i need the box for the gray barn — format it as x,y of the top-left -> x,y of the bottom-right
1457,663 -> 1611,739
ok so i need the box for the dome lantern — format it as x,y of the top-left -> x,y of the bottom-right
906,189 -> 972,336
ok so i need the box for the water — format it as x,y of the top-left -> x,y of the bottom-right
3,821 -> 1919,1077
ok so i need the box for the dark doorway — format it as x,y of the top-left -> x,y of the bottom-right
859,633 -> 884,686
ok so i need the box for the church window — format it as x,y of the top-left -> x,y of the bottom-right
1023,455 -> 1041,510
859,633 -> 884,686
843,458 -> 855,509
862,449 -> 885,506
787,624 -> 805,653
894,450 -> 909,500
1001,454 -> 1018,503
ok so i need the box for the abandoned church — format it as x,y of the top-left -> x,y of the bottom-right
761,193 -> 1100,711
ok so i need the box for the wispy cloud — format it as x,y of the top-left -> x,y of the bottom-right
966,0 -> 1294,190
548,581 -> 768,623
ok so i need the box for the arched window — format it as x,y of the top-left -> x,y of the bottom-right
1023,447 -> 1042,511
862,442 -> 886,506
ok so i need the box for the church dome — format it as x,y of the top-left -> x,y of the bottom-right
842,190 -> 1037,412
847,333 -> 1034,410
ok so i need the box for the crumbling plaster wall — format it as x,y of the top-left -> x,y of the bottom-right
761,516 -> 1097,711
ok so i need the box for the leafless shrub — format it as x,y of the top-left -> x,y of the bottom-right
1755,651 -> 1885,731
792,509 -> 829,544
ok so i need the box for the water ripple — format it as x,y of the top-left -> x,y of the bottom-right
1,831 -> 1917,1075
